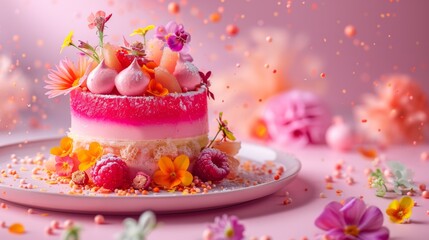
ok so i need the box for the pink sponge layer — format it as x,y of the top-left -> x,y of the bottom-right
70,87 -> 208,126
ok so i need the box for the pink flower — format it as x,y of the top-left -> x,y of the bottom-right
355,74 -> 429,145
87,10 -> 112,32
262,90 -> 331,146
55,155 -> 79,177
315,197 -> 389,240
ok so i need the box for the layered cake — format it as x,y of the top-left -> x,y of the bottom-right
44,11 -> 240,191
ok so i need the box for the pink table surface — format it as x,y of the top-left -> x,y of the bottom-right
0,131 -> 428,240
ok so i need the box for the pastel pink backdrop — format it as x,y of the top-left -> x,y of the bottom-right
0,0 -> 428,139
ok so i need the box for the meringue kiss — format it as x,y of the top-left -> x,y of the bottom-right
115,58 -> 150,96
173,61 -> 201,91
86,60 -> 117,94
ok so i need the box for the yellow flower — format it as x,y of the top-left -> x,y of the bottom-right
130,25 -> 155,37
60,31 -> 74,53
77,142 -> 103,171
386,196 -> 414,223
50,137 -> 73,157
153,155 -> 193,189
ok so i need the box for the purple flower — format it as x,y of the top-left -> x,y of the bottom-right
206,215 -> 245,240
315,197 -> 389,240
262,90 -> 331,146
155,21 -> 193,61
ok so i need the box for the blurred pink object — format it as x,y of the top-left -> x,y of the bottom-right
355,74 -> 429,145
210,28 -> 324,139
262,90 -> 331,146
0,55 -> 29,131
325,117 -> 356,151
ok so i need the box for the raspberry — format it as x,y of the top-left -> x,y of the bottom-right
91,154 -> 130,190
193,148 -> 229,182
115,49 -> 144,69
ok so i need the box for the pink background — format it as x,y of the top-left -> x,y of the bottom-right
1,0 -> 428,136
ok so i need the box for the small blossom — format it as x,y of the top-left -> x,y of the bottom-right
60,31 -> 74,53
207,215 -> 245,240
152,155 -> 193,189
387,161 -> 416,194
199,71 -> 215,100
55,155 -> 78,177
147,79 -> 169,97
155,21 -> 193,61
386,196 -> 414,223
77,142 -> 103,171
315,197 -> 389,239
50,137 -> 73,157
87,10 -> 112,32
130,25 -> 155,37
117,211 -> 156,240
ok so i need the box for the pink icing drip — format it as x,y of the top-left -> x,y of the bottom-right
70,87 -> 208,126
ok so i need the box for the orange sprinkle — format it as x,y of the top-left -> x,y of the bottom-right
358,147 -> 378,159
153,187 -> 160,193
326,183 -> 333,190
8,223 -> 25,234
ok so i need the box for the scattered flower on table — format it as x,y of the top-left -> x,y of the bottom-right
354,74 -> 429,146
315,197 -> 389,240
61,225 -> 81,240
55,155 -> 78,177
387,161 -> 416,195
204,215 -> 245,240
386,196 -> 414,224
369,161 -> 416,197
117,211 -> 156,240
262,90 -> 331,146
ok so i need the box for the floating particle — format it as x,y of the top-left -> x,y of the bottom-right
421,151 -> 429,161
12,35 -> 20,42
217,6 -> 224,13
235,63 -> 240,68
226,24 -> 239,36
361,119 -> 367,123
168,2 -> 180,14
272,69 -> 277,74
358,147 -> 378,159
8,223 -> 25,234
264,64 -> 270,69
422,191 -> 429,199
320,72 -> 326,78
209,12 -> 221,23
419,184 -> 426,191
45,226 -> 54,235
344,25 -> 357,38
266,36 -> 272,42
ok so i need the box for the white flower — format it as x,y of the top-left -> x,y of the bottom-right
117,211 -> 156,240
387,161 -> 415,194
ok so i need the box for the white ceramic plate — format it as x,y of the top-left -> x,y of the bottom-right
0,138 -> 301,214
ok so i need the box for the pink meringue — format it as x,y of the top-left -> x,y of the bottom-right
115,58 -> 150,96
173,61 -> 201,91
86,60 -> 117,94
262,90 -> 331,146
325,117 -> 356,151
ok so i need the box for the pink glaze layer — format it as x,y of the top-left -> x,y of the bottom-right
70,87 -> 208,125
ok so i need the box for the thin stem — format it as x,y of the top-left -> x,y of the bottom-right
207,129 -> 222,148
71,44 -> 100,63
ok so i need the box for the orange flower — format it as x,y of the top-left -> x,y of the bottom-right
147,79 -> 169,97
45,56 -> 94,98
386,196 -> 414,223
77,142 -> 103,171
153,155 -> 193,189
50,137 -> 73,157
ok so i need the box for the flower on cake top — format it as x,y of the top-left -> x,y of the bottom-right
77,142 -> 103,171
386,196 -> 414,224
155,21 -> 192,61
45,57 -> 94,98
46,11 -> 214,99
315,197 -> 389,240
118,211 -> 157,240
50,137 -> 74,157
152,155 -> 193,189
60,31 -> 74,53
